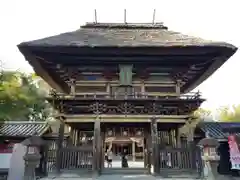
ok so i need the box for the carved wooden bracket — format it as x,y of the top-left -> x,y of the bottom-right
89,102 -> 107,114
117,102 -> 135,114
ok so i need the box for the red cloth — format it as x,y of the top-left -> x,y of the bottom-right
0,143 -> 14,153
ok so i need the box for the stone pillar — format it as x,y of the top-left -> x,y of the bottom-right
21,136 -> 45,180
198,137 -> 220,180
23,153 -> 41,180
132,141 -> 136,161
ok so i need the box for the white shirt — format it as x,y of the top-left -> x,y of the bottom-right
107,151 -> 113,160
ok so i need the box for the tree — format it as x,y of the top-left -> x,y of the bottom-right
0,71 -> 51,121
218,105 -> 240,122
193,108 -> 212,119
179,108 -> 212,138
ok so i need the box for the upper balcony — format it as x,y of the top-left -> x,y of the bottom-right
47,90 -> 204,115
48,90 -> 202,101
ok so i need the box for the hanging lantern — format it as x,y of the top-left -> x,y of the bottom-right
123,131 -> 128,136
107,130 -> 113,136
136,130 -> 142,136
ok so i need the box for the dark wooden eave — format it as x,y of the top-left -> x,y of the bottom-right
17,23 -> 237,93
19,50 -> 69,93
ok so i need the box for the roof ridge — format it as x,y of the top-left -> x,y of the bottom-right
81,22 -> 168,30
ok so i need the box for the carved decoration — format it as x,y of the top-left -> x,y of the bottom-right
144,103 -> 162,115
64,103 -> 201,115
117,102 -> 136,114
89,102 -> 107,114
65,102 -> 201,115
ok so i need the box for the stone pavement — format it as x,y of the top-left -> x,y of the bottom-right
104,160 -> 144,168
40,173 -> 198,180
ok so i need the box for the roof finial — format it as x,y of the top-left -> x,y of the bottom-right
124,9 -> 127,24
94,9 -> 98,24
152,9 -> 156,24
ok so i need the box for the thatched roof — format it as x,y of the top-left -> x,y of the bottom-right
18,23 -> 235,48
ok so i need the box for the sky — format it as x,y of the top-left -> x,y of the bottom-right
0,0 -> 239,111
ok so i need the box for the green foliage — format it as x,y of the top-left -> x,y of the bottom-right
179,108 -> 212,137
193,108 -> 211,119
0,71 -> 50,121
218,105 -> 240,122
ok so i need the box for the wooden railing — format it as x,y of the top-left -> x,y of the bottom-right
60,146 -> 93,170
49,91 -> 202,100
158,146 -> 203,177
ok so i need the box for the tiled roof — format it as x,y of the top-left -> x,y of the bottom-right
199,122 -> 227,139
199,122 -> 240,140
0,121 -> 50,137
18,23 -> 235,48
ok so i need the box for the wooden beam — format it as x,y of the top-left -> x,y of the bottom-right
27,45 -> 223,56
64,116 -> 188,123
55,114 -> 191,119
36,53 -> 217,65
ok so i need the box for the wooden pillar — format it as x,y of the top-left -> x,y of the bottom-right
132,141 -> 135,161
176,80 -> 181,96
141,80 -> 145,96
187,126 -> 196,169
176,127 -> 182,167
146,133 -> 152,174
106,82 -> 110,97
73,129 -> 77,146
56,116 -> 65,174
151,117 -> 159,174
101,131 -> 105,169
70,78 -> 76,96
93,115 -> 101,174
142,138 -> 145,165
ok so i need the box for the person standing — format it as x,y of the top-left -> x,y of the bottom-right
121,149 -> 129,168
106,149 -> 113,168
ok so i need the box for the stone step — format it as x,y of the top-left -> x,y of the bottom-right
101,168 -> 148,175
